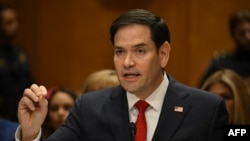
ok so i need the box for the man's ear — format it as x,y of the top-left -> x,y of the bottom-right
159,41 -> 171,68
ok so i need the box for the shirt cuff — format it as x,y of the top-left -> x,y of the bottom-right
15,125 -> 42,141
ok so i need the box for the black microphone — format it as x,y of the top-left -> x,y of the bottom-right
129,122 -> 136,141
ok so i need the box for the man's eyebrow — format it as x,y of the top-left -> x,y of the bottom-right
113,46 -> 123,49
134,43 -> 147,47
113,42 -> 147,49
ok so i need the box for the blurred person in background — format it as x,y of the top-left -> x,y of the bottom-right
82,69 -> 120,94
198,8 -> 250,95
0,4 -> 34,122
201,69 -> 250,125
42,87 -> 77,138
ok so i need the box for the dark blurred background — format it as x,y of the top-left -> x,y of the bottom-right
1,0 -> 249,92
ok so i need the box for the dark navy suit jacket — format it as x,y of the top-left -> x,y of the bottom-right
45,74 -> 228,141
0,118 -> 19,141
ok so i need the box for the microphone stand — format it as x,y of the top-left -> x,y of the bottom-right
129,122 -> 136,141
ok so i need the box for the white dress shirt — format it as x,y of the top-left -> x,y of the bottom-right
127,73 -> 169,141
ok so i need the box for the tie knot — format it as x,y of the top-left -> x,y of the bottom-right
135,100 -> 149,112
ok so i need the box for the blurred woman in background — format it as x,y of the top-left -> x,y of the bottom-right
201,69 -> 250,124
42,87 -> 77,137
82,69 -> 120,93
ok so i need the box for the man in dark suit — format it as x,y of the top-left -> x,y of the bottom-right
16,9 -> 228,141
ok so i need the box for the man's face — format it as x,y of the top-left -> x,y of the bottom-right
113,24 -> 170,99
0,9 -> 19,39
233,21 -> 250,50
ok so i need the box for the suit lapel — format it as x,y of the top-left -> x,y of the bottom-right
102,75 -> 192,141
103,86 -> 131,141
153,75 -> 192,141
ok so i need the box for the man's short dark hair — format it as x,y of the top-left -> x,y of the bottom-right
109,9 -> 170,50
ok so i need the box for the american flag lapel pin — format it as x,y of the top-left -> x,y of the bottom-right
174,106 -> 183,112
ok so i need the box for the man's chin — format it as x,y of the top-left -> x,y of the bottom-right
123,85 -> 136,92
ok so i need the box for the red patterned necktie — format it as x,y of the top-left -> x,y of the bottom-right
135,100 -> 149,141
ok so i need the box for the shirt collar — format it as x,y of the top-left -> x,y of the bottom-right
127,72 -> 169,112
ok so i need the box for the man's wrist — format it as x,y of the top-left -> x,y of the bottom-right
15,126 -> 42,141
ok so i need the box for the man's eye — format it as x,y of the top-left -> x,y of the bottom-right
137,49 -> 145,54
115,50 -> 123,55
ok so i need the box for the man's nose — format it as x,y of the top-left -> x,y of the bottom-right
123,53 -> 135,68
